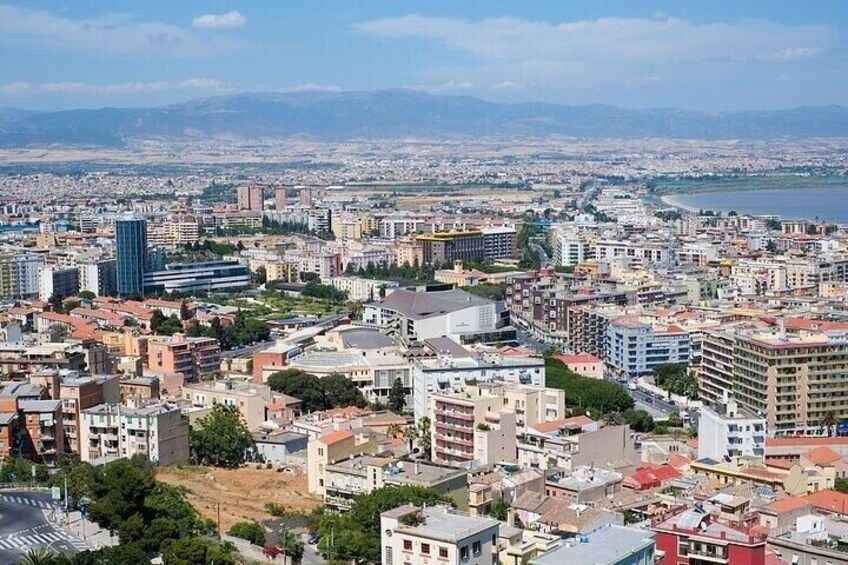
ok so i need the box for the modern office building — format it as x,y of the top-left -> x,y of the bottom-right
142,260 -> 250,294
115,217 -> 148,297
237,185 -> 264,211
416,230 -> 486,265
38,266 -> 80,301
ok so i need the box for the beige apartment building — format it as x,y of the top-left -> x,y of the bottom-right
700,327 -> 848,436
58,374 -> 120,455
147,335 -> 220,380
182,380 -> 270,431
430,382 -> 565,469
306,429 -> 381,497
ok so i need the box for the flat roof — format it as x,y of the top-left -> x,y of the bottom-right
383,505 -> 498,543
531,525 -> 655,565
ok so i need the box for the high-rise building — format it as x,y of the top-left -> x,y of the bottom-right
115,217 -> 148,297
79,260 -> 117,297
274,186 -> 287,211
38,266 -> 80,301
0,253 -> 44,299
237,186 -> 264,211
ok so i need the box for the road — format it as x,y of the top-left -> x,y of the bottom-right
221,339 -> 275,359
0,491 -> 88,564
529,242 -> 552,268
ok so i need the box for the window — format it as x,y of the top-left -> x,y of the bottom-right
421,543 -> 430,555
403,540 -> 412,552
460,546 -> 469,560
385,546 -> 393,565
472,541 -> 481,556
439,547 -> 448,559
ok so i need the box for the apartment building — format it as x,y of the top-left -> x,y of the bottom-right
545,466 -> 623,504
481,226 -> 518,260
698,397 -> 766,461
0,382 -> 64,464
605,317 -> 690,380
78,259 -> 117,297
237,185 -> 264,212
530,525 -> 655,565
0,253 -> 44,299
381,504 -> 499,565
551,228 -> 592,267
518,423 -> 637,472
80,403 -> 189,465
56,374 -> 120,455
147,335 -> 220,380
146,217 -> 201,248
327,276 -> 399,301
306,429 -> 381,497
38,266 -> 80,301
592,240 -> 672,266
182,380 -> 269,431
380,215 -> 427,239
699,326 -> 848,435
416,230 -> 486,265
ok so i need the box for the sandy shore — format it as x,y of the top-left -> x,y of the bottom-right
660,193 -> 700,212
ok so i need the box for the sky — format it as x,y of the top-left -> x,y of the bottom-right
0,1 -> 846,111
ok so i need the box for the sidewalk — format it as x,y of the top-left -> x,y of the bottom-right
51,509 -> 117,551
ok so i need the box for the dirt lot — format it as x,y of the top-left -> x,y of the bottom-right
157,465 -> 321,531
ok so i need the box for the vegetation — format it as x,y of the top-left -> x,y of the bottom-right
489,497 -> 510,521
150,309 -> 185,335
189,311 -> 270,350
388,377 -> 406,413
545,357 -> 634,415
267,369 -> 367,413
228,521 -> 266,546
835,478 -> 848,494
463,283 -> 507,301
189,405 -> 256,468
653,364 -> 698,399
302,281 -> 349,304
44,456 -> 234,564
313,486 -> 451,563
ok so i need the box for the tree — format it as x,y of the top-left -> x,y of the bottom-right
545,358 -> 634,415
623,409 -> 655,433
388,378 -> 406,413
150,309 -> 168,333
653,364 -> 698,400
78,290 -> 96,301
190,405 -> 255,468
180,301 -> 192,321
386,423 -> 403,439
253,266 -> 268,285
321,373 -> 367,409
20,548 -> 59,565
48,293 -> 65,314
416,417 -> 432,460
489,498 -> 509,521
229,521 -> 266,546
267,370 -> 325,413
822,411 -> 838,437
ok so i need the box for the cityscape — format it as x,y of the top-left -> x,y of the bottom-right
1,2 -> 848,565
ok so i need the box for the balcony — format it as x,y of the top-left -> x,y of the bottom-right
434,407 -> 474,421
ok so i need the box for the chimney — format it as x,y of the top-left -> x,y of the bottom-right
507,507 -> 516,528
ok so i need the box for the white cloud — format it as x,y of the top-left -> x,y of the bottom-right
0,79 -> 236,96
191,11 -> 247,30
0,4 -> 244,56
353,14 -> 836,95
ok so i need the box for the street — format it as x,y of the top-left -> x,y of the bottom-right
0,491 -> 88,564
221,339 -> 275,359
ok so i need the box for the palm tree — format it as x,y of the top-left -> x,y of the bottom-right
822,411 -> 838,437
19,548 -> 59,565
386,423 -> 403,439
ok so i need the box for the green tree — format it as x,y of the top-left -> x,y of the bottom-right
189,405 -> 255,468
180,301 -> 193,321
150,309 -> 167,333
229,521 -> 266,546
388,377 -> 406,413
267,370 -> 325,413
68,544 -> 150,565
78,290 -> 96,301
321,373 -> 367,409
19,548 -> 59,565
489,498 -> 509,521
835,478 -> 848,493
416,417 -> 432,460
545,358 -> 634,414
822,411 -> 838,437
623,409 -> 655,433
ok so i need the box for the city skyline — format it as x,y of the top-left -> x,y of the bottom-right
1,1 -> 846,111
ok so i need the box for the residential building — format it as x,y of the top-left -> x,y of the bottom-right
517,424 -> 637,472
530,524 -> 655,565
0,253 -> 44,299
652,506 -> 766,565
237,185 -> 264,211
78,259 -> 117,297
147,335 -> 220,380
115,216 -> 148,296
146,217 -> 201,248
380,504 -> 499,565
55,374 -> 120,455
416,230 -> 486,264
551,228 -> 592,267
605,317 -> 690,380
328,276 -> 399,301
554,353 -> 603,380
182,380 -> 269,431
253,430 -> 308,466
142,260 -> 250,294
308,207 -> 332,234
481,226 -> 518,260
274,186 -> 287,211
38,267 -> 80,301
80,403 -> 190,465
545,466 -> 623,504
698,397 -> 766,461
306,429 -> 381,497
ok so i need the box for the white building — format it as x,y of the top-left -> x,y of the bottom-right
0,253 -> 44,299
605,317 -> 690,380
78,259 -> 117,297
328,276 -> 399,301
381,504 -> 499,565
698,397 -> 766,461
593,240 -> 672,266
552,228 -> 592,267
363,288 -> 498,343
38,266 -> 80,301
80,403 -> 190,465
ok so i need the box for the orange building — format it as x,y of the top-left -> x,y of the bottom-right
147,335 -> 220,380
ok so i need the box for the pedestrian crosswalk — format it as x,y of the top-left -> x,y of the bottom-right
0,529 -> 87,552
0,494 -> 52,509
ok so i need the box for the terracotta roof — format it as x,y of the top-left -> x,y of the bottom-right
555,353 -> 601,365
668,454 -> 691,469
767,458 -> 795,470
767,436 -> 848,447
804,490 -> 848,515
318,430 -> 353,446
531,415 -> 594,433
764,496 -> 810,515
804,446 -> 843,467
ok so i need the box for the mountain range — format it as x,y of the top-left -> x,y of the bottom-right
2,90 -> 848,147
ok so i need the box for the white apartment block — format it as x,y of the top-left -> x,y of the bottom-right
79,403 -> 190,465
147,218 -> 201,248
592,240 -> 671,265
381,504 -> 499,565
551,228 -> 592,267
698,398 -> 766,461
78,260 -> 117,297
380,215 -> 427,239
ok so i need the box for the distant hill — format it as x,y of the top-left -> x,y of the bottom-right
2,90 -> 848,147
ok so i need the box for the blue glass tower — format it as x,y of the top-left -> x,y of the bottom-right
115,217 -> 147,296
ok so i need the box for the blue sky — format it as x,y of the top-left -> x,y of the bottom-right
1,1 -> 846,111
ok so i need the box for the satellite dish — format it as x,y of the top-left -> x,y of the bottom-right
397,462 -> 405,470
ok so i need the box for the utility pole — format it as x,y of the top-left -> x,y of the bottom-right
216,500 -> 221,541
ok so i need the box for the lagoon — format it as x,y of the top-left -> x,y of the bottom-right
664,186 -> 848,223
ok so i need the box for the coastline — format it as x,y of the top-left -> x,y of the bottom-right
659,194 -> 699,212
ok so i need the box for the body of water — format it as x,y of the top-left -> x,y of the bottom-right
665,186 -> 848,223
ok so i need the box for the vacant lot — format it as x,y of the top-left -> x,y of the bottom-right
157,465 -> 321,531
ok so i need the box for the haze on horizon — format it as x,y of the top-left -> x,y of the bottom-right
1,0 -> 847,113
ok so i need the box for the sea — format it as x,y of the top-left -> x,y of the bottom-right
664,186 -> 848,224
